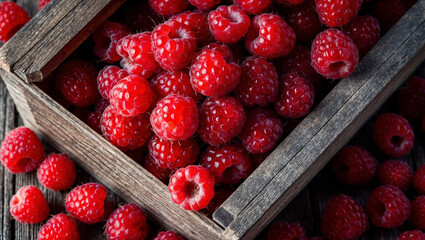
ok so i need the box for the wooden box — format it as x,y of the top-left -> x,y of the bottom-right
1,0 -> 425,239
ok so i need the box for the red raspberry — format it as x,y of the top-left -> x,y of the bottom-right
154,231 -> 185,240
10,186 -> 49,223
342,16 -> 381,58
276,0 -> 304,7
37,214 -> 79,240
240,108 -> 284,154
331,146 -> 378,186
373,113 -> 414,158
170,11 -> 211,47
101,105 -> 152,151
0,2 -> 30,42
149,0 -> 188,17
200,144 -> 251,184
148,135 -> 199,171
274,73 -> 315,119
168,165 -> 215,211
189,0 -> 220,10
150,94 -> 199,140
414,165 -> 425,194
106,203 -> 149,240
397,76 -> 425,120
37,153 -> 76,191
234,56 -> 279,107
97,66 -> 129,100
204,186 -> 232,218
151,70 -> 202,101
0,127 -> 44,173
399,230 -> 425,240
366,185 -> 410,228
95,97 -> 110,113
152,20 -> 197,71
315,0 -> 362,27
372,0 -> 406,32
199,96 -> 246,146
123,1 -> 162,32
190,48 -> 241,97
234,0 -> 272,14
410,196 -> 425,230
378,160 -> 413,192
65,183 -> 107,224
267,222 -> 307,240
92,21 -> 130,63
38,0 -> 50,11
208,5 -> 250,44
57,59 -> 100,107
245,13 -> 296,59
321,194 -> 368,240
286,1 -> 321,42
144,155 -> 172,182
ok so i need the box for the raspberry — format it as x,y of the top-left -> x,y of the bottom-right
38,0 -> 50,11
10,186 -> 49,223
397,76 -> 425,120
331,146 -> 378,186
372,0 -> 406,32
234,0 -> 272,14
92,21 -> 130,63
267,222 -> 307,240
170,11 -> 211,47
410,196 -> 425,230
149,0 -> 188,17
366,185 -> 410,228
148,135 -> 199,171
378,160 -> 413,192
0,127 -> 44,173
321,194 -> 368,240
123,1 -> 162,32
189,0 -> 220,10
0,2 -> 30,42
414,165 -> 425,194
37,214 -> 79,240
151,70 -> 202,101
65,183 -> 107,224
57,59 -> 100,107
106,203 -> 149,240
87,111 -> 103,134
204,187 -> 232,218
150,94 -> 199,140
208,5 -> 250,44
152,20 -> 197,71
274,73 -> 315,119
240,107 -> 284,154
373,113 -> 414,158
342,16 -> 381,58
399,230 -> 425,240
101,105 -> 152,151
144,155 -> 172,182
315,0 -> 362,27
97,66 -> 129,100
234,56 -> 279,107
286,1 -> 321,42
199,96 -> 246,146
154,231 -> 185,240
245,13 -> 296,59
169,165 -> 215,211
190,48 -> 241,97
37,153 -> 76,191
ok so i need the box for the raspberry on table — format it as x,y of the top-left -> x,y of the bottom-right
397,76 -> 425,120
37,153 -> 76,191
0,127 -> 44,173
170,10 -> 211,47
372,0 -> 406,32
106,203 -> 149,240
38,0 -> 51,11
37,214 -> 79,240
153,231 -> 185,240
208,5 -> 250,44
65,183 -> 107,224
342,16 -> 381,58
378,160 -> 413,192
97,66 -> 129,100
366,185 -> 410,228
331,145 -> 378,186
92,21 -> 130,64
315,0 -> 363,27
234,0 -> 272,14
321,194 -> 368,240
409,196 -> 425,230
189,0 -> 220,10
245,13 -> 296,59
204,186 -> 233,218
144,155 -> 173,182
286,1 -> 321,42
267,222 -> 307,240
373,113 -> 414,158
149,0 -> 188,17
168,165 -> 215,211
10,185 -> 49,224
399,230 -> 425,240
0,2 -> 30,42
311,29 -> 359,79
414,165 -> 425,194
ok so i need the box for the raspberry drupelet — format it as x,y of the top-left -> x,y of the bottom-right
149,0 -> 188,17
0,2 -> 30,42
154,231 -> 185,240
144,155 -> 173,182
409,196 -> 425,230
97,66 -> 129,100
286,1 -> 321,42
414,165 -> 425,194
189,0 -> 220,10
37,214 -> 79,240
397,76 -> 425,120
106,203 -> 149,240
342,16 -> 381,58
37,153 -> 77,191
150,70 -> 202,102
267,222 -> 307,240
234,0 -> 273,14
399,230 -> 425,240
378,160 -> 413,192
170,11 -> 211,47
92,21 -> 130,63
315,0 -> 363,27
10,185 -> 49,224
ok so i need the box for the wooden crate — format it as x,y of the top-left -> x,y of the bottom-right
1,0 -> 425,239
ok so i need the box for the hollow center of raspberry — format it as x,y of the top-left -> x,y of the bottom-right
183,181 -> 200,198
227,12 -> 241,23
16,158 -> 34,171
375,200 -> 386,217
390,136 -> 403,147
170,28 -> 189,40
329,61 -> 348,74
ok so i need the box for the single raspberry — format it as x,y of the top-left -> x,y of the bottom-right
65,183 -> 107,224
399,230 -> 425,240
366,185 -> 410,228
152,20 -> 197,71
234,56 -> 279,107
234,0 -> 272,14
0,127 -> 44,173
123,1 -> 162,32
321,194 -> 368,240
97,66 -> 129,100
204,186 -> 232,218
245,13 -> 296,59
148,135 -> 199,171
397,76 -> 425,120
378,160 -> 413,192
10,186 -> 49,223
331,146 -> 378,186
315,0 -> 362,27
0,2 -> 30,42
342,16 -> 381,58
267,222 -> 307,240
37,214 -> 79,240
240,107 -> 284,154
286,1 -> 321,42
190,48 -> 241,97
373,113 -> 414,158
276,0 -> 304,7
37,153 -> 76,191
170,10 -> 211,47
101,106 -> 152,151
168,165 -> 215,211
189,0 -> 220,10
414,165 -> 425,194
38,0 -> 51,11
149,0 -> 188,17
153,231 -> 185,240
56,59 -> 100,107
150,94 -> 199,140
144,155 -> 172,182
92,21 -> 130,63
151,70 -> 202,101
372,0 -> 406,32
106,203 -> 149,240
409,196 -> 425,230
208,5 -> 250,44
274,73 -> 315,119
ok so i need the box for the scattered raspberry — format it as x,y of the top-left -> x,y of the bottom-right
399,230 -> 425,240
373,113 -> 414,158
0,2 -> 30,42
189,0 -> 220,10
204,186 -> 232,218
286,1 -> 321,42
372,0 -> 406,32
234,0 -> 272,14
267,222 -> 307,240
414,165 -> 425,194
97,66 -> 129,100
208,5 -> 250,44
153,231 -> 185,240
311,29 -> 359,79
92,21 -> 130,63
37,214 -> 79,240
123,1 -> 162,32
378,160 -> 413,192
37,153 -> 76,191
151,70 -> 202,101
315,0 -> 362,27
342,16 -> 381,58
144,155 -> 172,182
409,196 -> 425,231
10,185 -> 49,223
397,76 -> 425,120
170,10 -> 211,46
149,0 -> 188,17
106,203 -> 149,240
